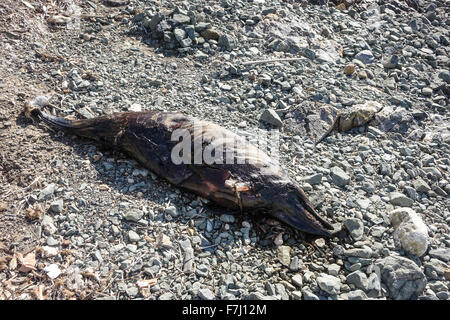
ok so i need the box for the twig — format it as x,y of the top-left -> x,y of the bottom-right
241,57 -> 304,66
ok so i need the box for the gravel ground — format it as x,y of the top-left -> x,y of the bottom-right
0,0 -> 449,300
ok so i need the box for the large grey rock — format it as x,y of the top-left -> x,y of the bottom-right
375,256 -> 427,300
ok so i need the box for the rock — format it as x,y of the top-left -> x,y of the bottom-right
277,246 -> 291,267
330,167 -> 350,187
344,218 -> 364,240
303,173 -> 322,185
165,205 -> 179,218
42,246 -> 58,257
317,273 -> 341,295
104,0 -> 129,7
260,109 -> 283,127
383,55 -> 400,69
375,256 -> 427,300
143,13 -> 164,31
413,178 -> 431,193
172,14 -> 191,25
344,64 -> 356,75
291,274 -> 303,287
218,34 -> 236,51
220,214 -> 235,224
354,50 -> 375,64
390,208 -> 429,256
347,290 -> 368,300
49,199 -> 63,214
302,289 -> 320,300
198,288 -> 216,300
327,264 -> 340,276
389,192 -> 413,207
173,28 -> 186,42
346,270 -> 368,291
123,209 -> 144,222
43,264 -> 61,279
39,183 -> 56,201
42,215 -> 57,235
428,248 -> 450,263
201,29 -> 221,40
128,230 -> 140,242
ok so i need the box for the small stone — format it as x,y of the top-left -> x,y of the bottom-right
260,109 -> 283,127
201,28 -> 221,40
354,50 -> 375,64
344,64 -> 355,75
346,270 -> 368,291
330,167 -> 350,187
128,230 -> 140,242
347,290 -> 368,300
277,246 -> 291,267
126,285 -> 139,298
39,183 -> 56,201
172,14 -> 190,25
49,199 -> 64,214
123,209 -> 144,222
220,214 -> 235,224
291,274 -> 303,288
327,264 -> 341,276
413,178 -> 431,193
165,206 -> 179,218
303,173 -> 322,185
43,264 -> 61,279
317,273 -> 341,295
344,218 -> 364,240
289,256 -> 302,271
389,192 -> 413,207
198,288 -> 216,300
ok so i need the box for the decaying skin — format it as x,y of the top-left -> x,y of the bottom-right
26,102 -> 334,237
315,101 -> 383,145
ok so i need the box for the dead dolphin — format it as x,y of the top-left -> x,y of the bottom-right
25,103 -> 334,237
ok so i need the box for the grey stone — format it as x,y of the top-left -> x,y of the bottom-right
355,50 -> 375,64
317,273 -> 341,295
428,248 -> 450,263
303,173 -> 322,185
291,274 -> 303,288
123,209 -> 144,222
347,290 -> 368,300
389,192 -> 413,207
39,183 -> 56,201
346,270 -> 369,291
375,256 -> 427,300
198,288 -> 216,300
330,167 -> 350,187
260,109 -> 283,127
49,199 -> 64,213
128,230 -> 140,242
344,218 -> 364,240
173,14 -> 190,25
